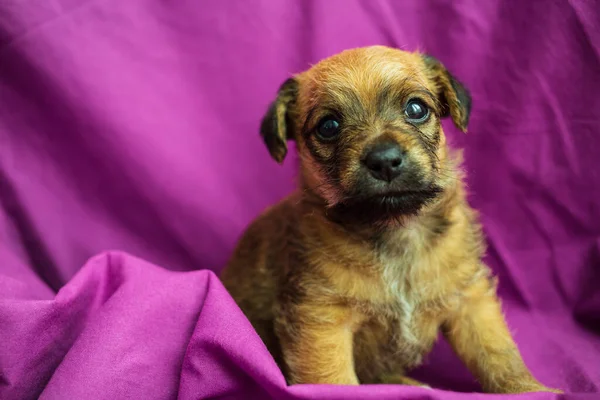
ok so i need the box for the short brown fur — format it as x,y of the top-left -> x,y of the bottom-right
221,46 -> 560,393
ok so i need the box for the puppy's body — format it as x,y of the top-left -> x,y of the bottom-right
224,177 -> 481,382
221,46 -> 559,393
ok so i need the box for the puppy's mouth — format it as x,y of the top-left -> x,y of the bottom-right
329,186 -> 443,225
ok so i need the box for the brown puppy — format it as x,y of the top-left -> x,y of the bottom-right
221,46 -> 560,394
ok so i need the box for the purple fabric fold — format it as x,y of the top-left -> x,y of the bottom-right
1,0 -> 599,398
0,252 -> 591,400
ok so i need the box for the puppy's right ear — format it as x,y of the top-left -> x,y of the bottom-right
260,78 -> 298,163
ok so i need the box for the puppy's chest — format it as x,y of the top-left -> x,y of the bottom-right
371,247 -> 429,319
336,241 -> 427,310
374,230 -> 435,302
339,231 -> 453,338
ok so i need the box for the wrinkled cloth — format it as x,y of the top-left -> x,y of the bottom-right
0,0 -> 599,399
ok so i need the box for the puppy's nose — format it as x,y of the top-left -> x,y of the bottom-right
363,143 -> 405,182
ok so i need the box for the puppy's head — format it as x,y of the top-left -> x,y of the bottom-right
260,46 -> 471,224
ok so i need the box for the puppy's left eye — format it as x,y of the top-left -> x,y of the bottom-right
405,99 -> 430,122
316,117 -> 341,140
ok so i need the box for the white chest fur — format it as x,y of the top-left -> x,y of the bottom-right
377,221 -> 431,345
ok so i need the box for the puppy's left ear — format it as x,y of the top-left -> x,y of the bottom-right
260,77 -> 299,163
422,55 -> 472,133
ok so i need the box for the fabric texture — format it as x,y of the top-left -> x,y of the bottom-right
1,0 -> 599,399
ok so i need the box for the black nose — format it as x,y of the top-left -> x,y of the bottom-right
363,143 -> 405,182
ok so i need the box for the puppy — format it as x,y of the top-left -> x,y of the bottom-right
221,46 -> 560,393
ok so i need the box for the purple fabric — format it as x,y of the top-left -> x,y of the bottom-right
0,0 -> 599,399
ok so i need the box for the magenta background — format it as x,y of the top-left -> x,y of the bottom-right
0,1 -> 599,399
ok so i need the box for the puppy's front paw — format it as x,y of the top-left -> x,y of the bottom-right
507,381 -> 563,394
379,374 -> 432,389
544,387 -> 564,394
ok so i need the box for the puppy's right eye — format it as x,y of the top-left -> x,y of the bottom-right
316,117 -> 341,140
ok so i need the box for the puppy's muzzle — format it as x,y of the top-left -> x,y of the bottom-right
362,142 -> 405,183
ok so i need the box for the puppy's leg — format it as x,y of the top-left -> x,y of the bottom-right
276,304 -> 359,385
443,277 -> 561,394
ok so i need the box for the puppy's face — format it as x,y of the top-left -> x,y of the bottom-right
261,46 -> 471,223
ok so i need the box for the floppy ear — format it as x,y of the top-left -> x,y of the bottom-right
260,77 -> 299,163
422,55 -> 472,133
